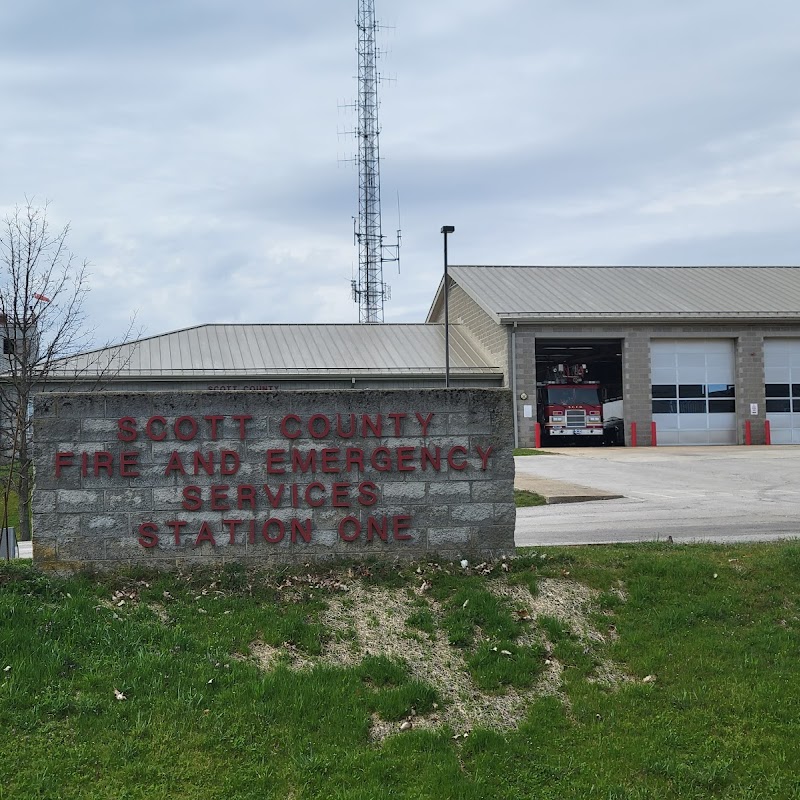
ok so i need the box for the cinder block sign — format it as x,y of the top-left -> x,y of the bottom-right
32,389 -> 516,570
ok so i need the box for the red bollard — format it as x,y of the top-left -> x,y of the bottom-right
651,421 -> 658,447
630,421 -> 637,447
744,419 -> 752,446
765,419 -> 771,445
534,421 -> 542,449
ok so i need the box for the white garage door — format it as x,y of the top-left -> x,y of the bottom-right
765,339 -> 800,445
650,340 -> 737,445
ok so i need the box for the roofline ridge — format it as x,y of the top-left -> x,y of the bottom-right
450,264 -> 800,270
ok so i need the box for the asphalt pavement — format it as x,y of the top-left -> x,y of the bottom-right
515,445 -> 800,546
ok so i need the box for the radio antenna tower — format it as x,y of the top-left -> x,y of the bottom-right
351,0 -> 400,323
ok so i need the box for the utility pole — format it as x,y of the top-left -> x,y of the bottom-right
441,226 -> 455,387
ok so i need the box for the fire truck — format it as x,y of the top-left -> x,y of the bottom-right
537,363 -> 604,443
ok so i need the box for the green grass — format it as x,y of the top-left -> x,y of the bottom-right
513,448 -> 554,456
1,542 -> 799,798
514,488 -> 547,507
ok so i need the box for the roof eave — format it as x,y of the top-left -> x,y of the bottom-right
497,312 -> 800,325
42,368 -> 504,382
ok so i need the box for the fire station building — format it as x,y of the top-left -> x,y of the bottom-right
427,266 -> 800,447
48,266 -> 800,447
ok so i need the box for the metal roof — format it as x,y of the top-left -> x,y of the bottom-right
430,266 -> 800,323
47,323 -> 501,380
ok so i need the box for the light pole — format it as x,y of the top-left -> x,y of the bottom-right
441,225 -> 455,388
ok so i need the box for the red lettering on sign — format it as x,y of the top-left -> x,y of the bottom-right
371,447 -> 392,471
237,485 -> 255,510
345,448 -> 364,472
138,522 -> 159,548
367,516 -> 388,542
220,450 -> 240,476
332,482 -> 350,508
336,414 -> 356,438
264,484 -> 284,509
291,519 -> 312,543
291,448 -> 316,473
357,480 -> 378,506
194,521 -> 216,546
396,446 -> 415,472
476,445 -> 493,470
194,451 -> 214,476
210,485 -> 230,511
175,416 -> 198,441
120,451 -> 140,477
387,412 -> 406,436
321,448 -> 340,473
222,518 -> 242,544
55,451 -> 74,477
168,520 -> 187,545
305,482 -> 325,507
309,414 -> 331,439
362,414 -> 382,437
420,446 -> 441,471
93,451 -> 113,477
262,519 -> 284,543
393,515 -> 412,540
416,412 -> 434,436
232,414 -> 252,440
204,415 -> 224,440
266,449 -> 286,475
117,417 -> 137,442
447,446 -> 468,470
280,414 -> 301,439
182,486 -> 202,511
164,451 -> 186,476
146,416 -> 167,441
338,516 -> 361,542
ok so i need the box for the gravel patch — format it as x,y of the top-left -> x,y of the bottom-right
245,574 -> 628,739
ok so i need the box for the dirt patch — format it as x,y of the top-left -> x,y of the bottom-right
319,584 -> 563,739
245,575 -> 628,740
250,640 -> 315,671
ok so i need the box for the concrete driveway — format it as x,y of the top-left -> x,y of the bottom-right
515,446 -> 800,546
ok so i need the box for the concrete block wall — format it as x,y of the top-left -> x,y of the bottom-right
512,328 -> 538,447
622,329 -> 653,446
32,389 -> 516,571
735,330 -> 767,445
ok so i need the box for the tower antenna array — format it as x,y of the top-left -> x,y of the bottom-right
351,0 -> 400,323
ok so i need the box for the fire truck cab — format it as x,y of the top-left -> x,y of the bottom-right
537,363 -> 604,442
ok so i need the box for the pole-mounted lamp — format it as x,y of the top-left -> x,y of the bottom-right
440,225 -> 455,388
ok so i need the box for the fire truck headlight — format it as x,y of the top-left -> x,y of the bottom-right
551,415 -> 565,422
588,414 -> 601,422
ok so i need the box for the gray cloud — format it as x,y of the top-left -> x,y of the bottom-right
2,1 -> 800,344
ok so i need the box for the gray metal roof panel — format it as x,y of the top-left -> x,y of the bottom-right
48,323 -> 501,379
446,266 -> 800,321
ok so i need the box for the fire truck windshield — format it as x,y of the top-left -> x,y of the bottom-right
547,386 -> 601,406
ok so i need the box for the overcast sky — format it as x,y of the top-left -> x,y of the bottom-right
3,1 -> 800,346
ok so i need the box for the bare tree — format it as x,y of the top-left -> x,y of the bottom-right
0,200 -> 135,544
